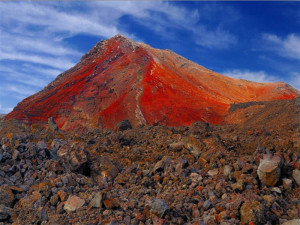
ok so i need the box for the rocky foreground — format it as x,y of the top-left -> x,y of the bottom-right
0,119 -> 299,225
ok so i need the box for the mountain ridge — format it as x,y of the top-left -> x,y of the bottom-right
5,34 -> 300,129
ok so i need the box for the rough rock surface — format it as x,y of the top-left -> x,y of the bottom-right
0,110 -> 299,224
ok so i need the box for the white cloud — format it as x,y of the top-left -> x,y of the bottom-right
0,51 -> 75,70
289,72 -> 300,90
0,31 -> 81,57
193,26 -> 237,49
223,69 -> 300,90
223,69 -> 277,83
0,2 -> 119,38
262,33 -> 300,60
4,85 -> 37,97
21,64 -> 62,78
88,1 -> 236,49
0,104 -> 13,114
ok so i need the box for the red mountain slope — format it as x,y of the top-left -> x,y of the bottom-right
5,35 -> 300,130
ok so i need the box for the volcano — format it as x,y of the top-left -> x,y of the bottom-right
5,34 -> 300,130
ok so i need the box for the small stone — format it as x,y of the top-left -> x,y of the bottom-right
50,194 -> 59,206
152,157 -> 171,173
64,195 -> 85,212
240,201 -> 265,224
0,204 -> 11,221
175,157 -> 189,171
190,173 -> 203,184
257,154 -> 282,186
207,169 -> 218,177
263,195 -> 275,207
169,142 -> 184,152
116,119 -> 132,131
221,193 -> 228,200
56,202 -> 64,214
189,121 -> 210,135
231,180 -> 244,192
203,199 -> 212,210
271,187 -> 282,194
103,209 -> 112,216
150,199 -> 169,218
292,169 -> 300,186
47,117 -> 58,132
55,182 -> 63,188
104,198 -> 120,209
282,219 -> 300,225
223,165 -> 233,179
37,141 -> 47,150
37,207 -> 48,222
57,190 -> 67,202
0,187 -> 14,207
57,143 -> 87,172
107,219 -> 119,225
62,176 -> 69,184
282,178 -> 293,191
91,156 -> 120,179
12,150 -> 20,161
90,192 -> 103,208
183,136 -> 203,159
192,204 -> 200,218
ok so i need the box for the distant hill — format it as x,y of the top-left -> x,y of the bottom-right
5,34 -> 300,130
224,96 -> 300,128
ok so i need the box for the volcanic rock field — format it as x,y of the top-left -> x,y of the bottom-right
0,35 -> 299,224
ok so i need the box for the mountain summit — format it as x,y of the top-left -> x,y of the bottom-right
5,34 -> 300,129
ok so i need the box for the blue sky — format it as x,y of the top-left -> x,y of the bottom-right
0,1 -> 299,114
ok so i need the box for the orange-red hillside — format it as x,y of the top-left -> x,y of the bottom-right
5,35 -> 300,129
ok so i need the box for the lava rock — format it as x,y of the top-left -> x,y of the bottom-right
12,150 -> 20,161
36,207 -> 48,222
116,119 -> 132,131
64,195 -> 85,212
47,117 -> 58,132
169,142 -> 184,152
207,168 -> 219,177
57,142 -> 87,171
57,190 -> 67,202
50,194 -> 59,206
240,201 -> 265,224
175,157 -> 189,171
257,154 -> 282,186
152,156 -> 171,173
224,165 -> 233,179
104,198 -> 120,209
189,121 -> 210,135
149,199 -> 169,218
282,178 -> 293,191
0,187 -> 14,207
90,192 -> 103,208
292,169 -> 300,186
91,156 -> 120,179
203,199 -> 212,210
0,204 -> 11,221
282,219 -> 300,225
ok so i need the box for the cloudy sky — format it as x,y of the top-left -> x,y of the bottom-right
0,1 -> 299,114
